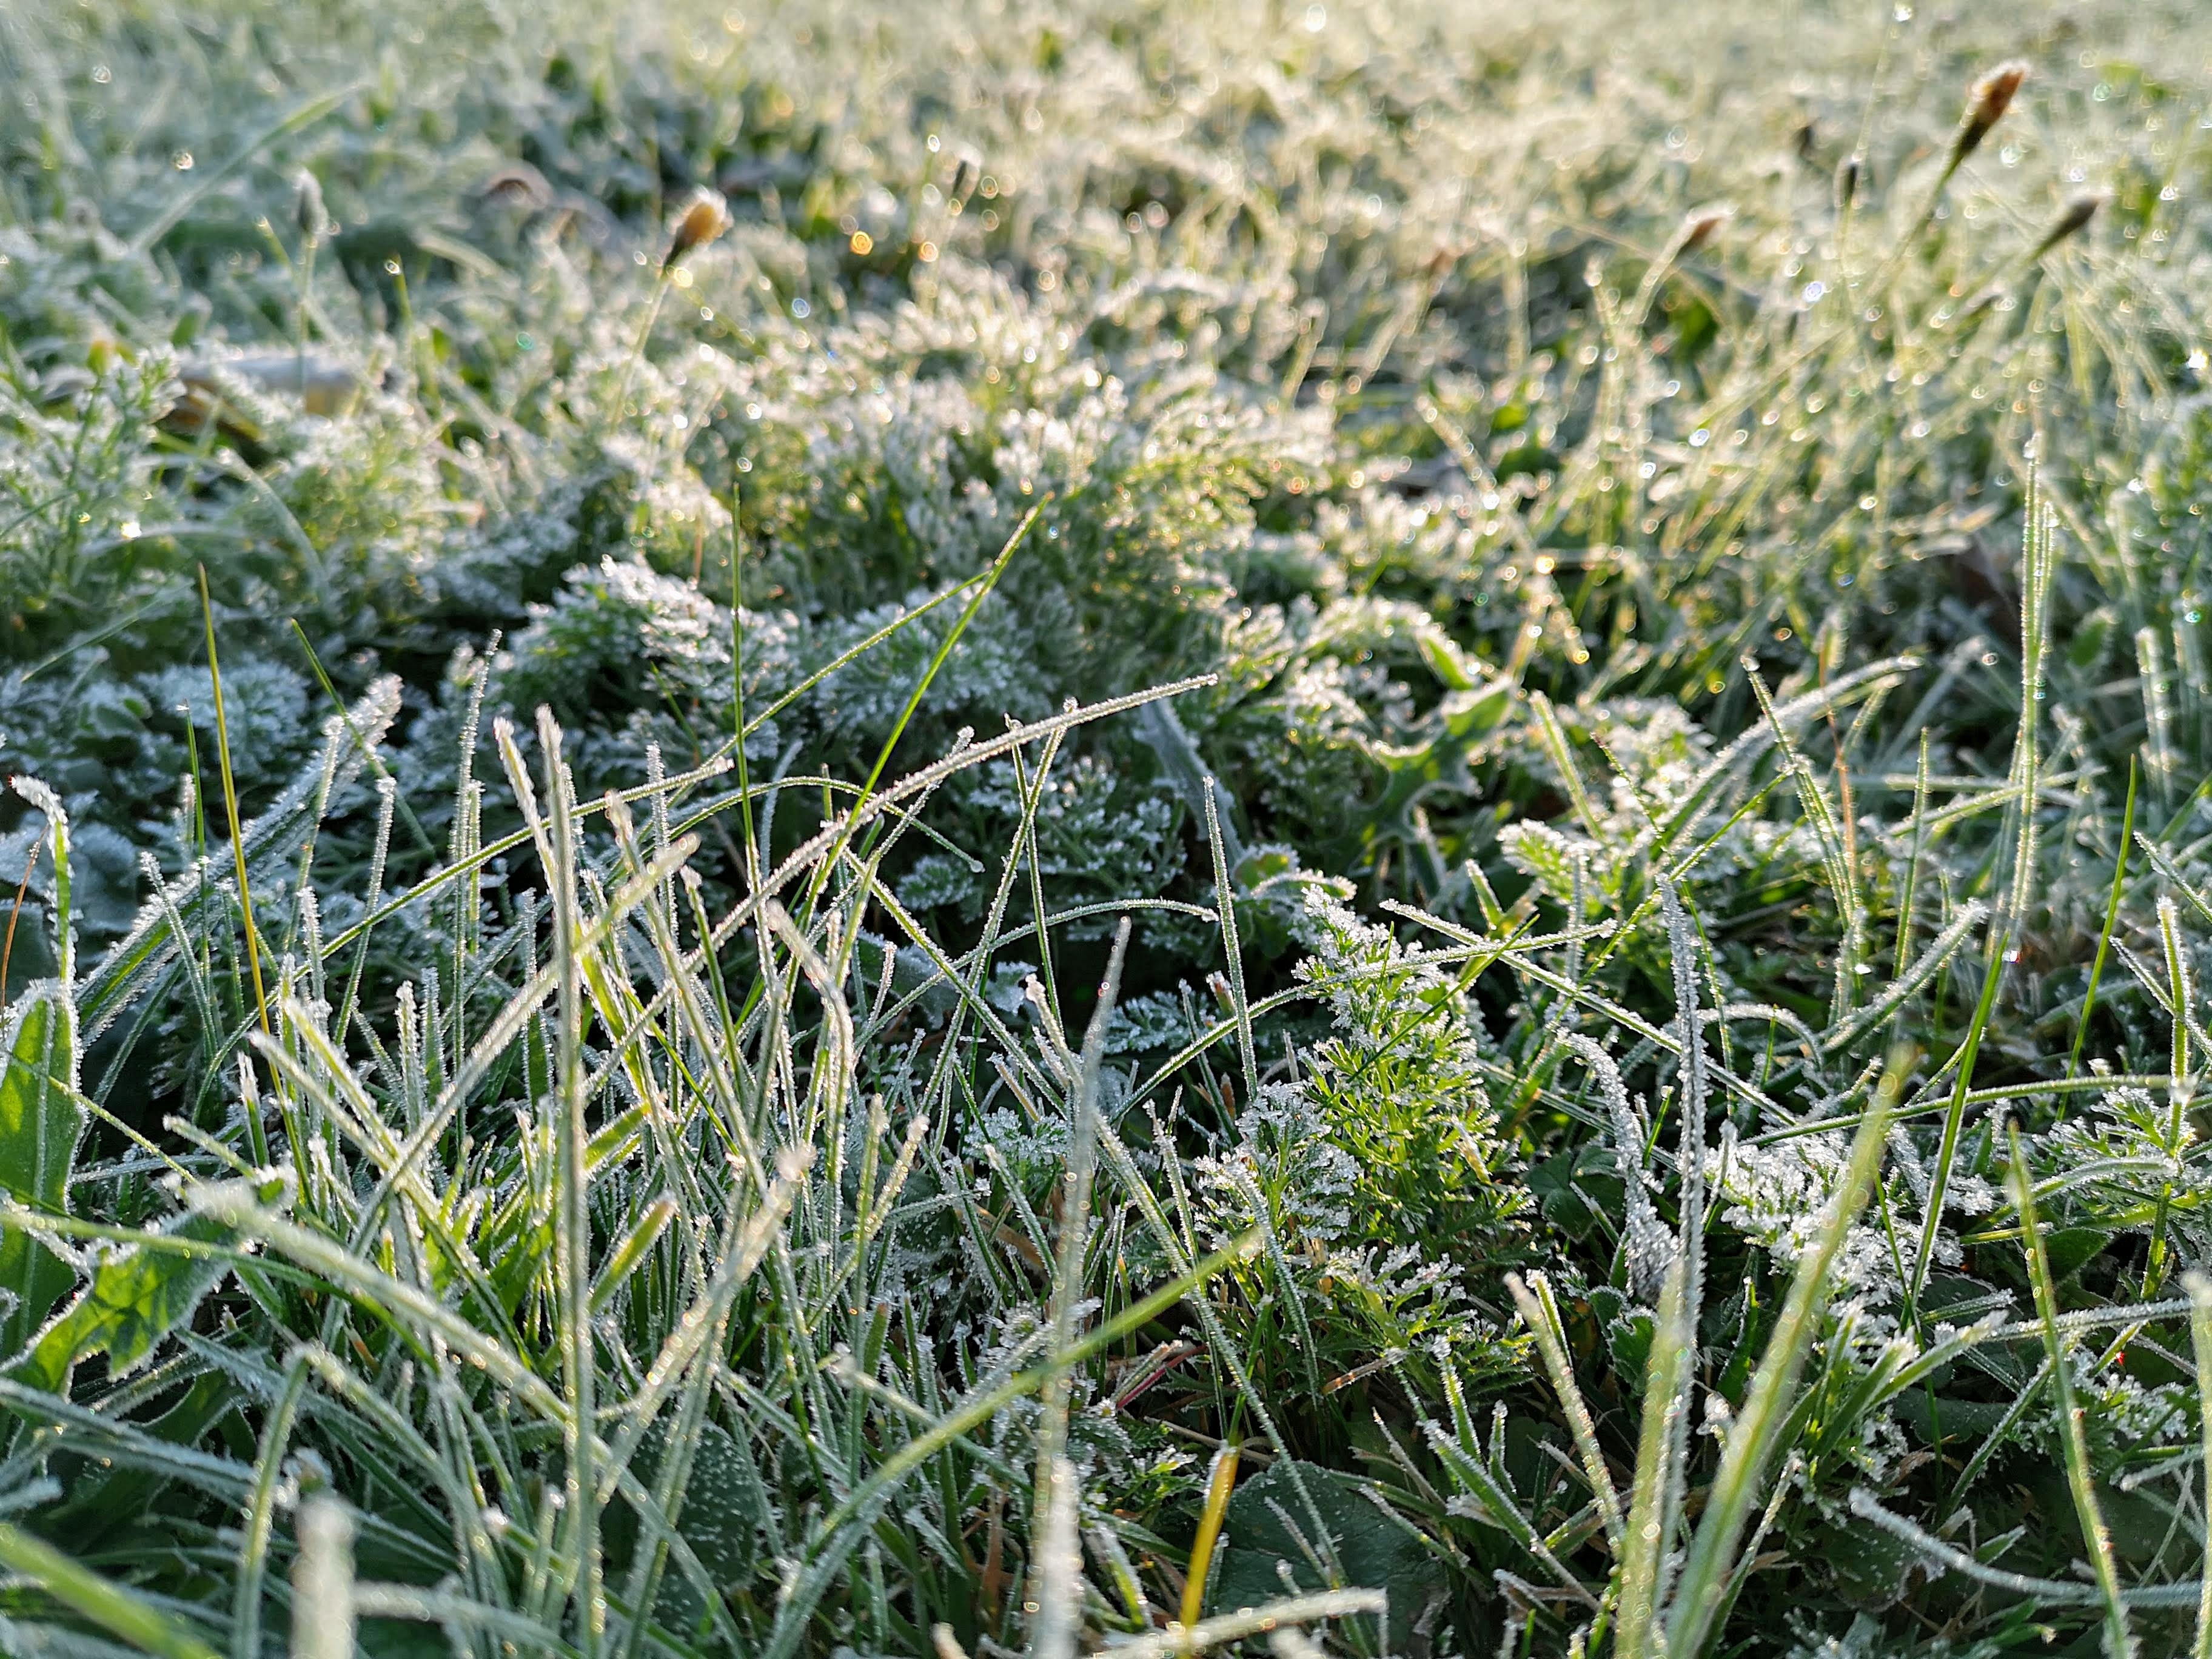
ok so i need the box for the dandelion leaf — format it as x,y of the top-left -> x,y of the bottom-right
12,1209 -> 243,1395
0,980 -> 82,1364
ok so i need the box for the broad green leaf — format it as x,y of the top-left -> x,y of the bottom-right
13,1210 -> 241,1395
1212,1459 -> 1443,1651
604,1416 -> 766,1625
0,782 -> 84,1367
0,988 -> 82,1360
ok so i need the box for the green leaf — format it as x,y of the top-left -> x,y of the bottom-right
0,984 -> 82,1365
1210,1460 -> 1443,1651
1818,1510 -> 1922,1612
0,1520 -> 223,1659
2043,1225 -> 2111,1283
1529,1144 -> 1619,1242
12,1210 -> 239,1395
604,1416 -> 766,1623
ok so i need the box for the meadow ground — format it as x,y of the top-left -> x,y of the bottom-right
3,1 -> 2212,1655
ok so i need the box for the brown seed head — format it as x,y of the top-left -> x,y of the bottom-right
2033,189 -> 2107,258
1835,152 -> 1862,213
665,188 -> 732,269
1954,61 -> 2028,164
1678,202 -> 1734,255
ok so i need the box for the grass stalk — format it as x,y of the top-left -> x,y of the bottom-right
198,565 -> 273,1156
2009,1120 -> 2136,1659
2185,1272 -> 2212,1659
2070,756 -> 2137,1077
1664,1053 -> 1902,1656
0,1521 -> 223,1659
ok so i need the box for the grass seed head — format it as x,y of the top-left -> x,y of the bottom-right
1952,59 -> 2028,166
665,187 -> 733,269
293,168 -> 327,245
2033,189 -> 2107,256
1678,201 -> 1734,253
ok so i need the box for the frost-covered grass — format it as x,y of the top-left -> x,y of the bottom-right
3,0 -> 2212,1654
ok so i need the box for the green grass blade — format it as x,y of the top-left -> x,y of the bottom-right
2069,756 -> 2137,1077
1613,1247 -> 1691,1659
2009,1120 -> 2136,1659
2186,1271 -> 2212,1658
1664,1053 -> 1902,1657
0,1520 -> 223,1659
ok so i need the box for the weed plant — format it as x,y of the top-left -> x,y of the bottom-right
3,0 -> 2212,1655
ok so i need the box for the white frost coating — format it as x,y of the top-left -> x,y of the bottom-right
78,675 -> 403,1034
9,776 -> 72,981
1026,1452 -> 1082,1659
1561,1032 -> 1671,1302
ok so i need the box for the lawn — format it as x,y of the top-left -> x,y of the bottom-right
2,0 -> 2211,1655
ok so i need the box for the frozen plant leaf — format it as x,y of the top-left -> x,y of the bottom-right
0,982 -> 81,1367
